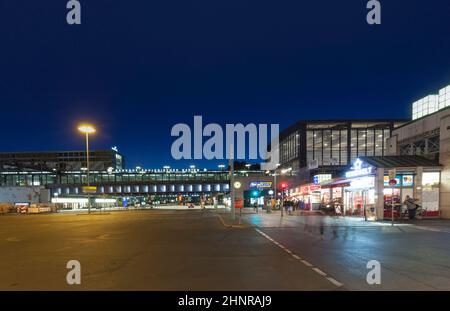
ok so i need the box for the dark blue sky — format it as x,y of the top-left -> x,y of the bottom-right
1,1 -> 449,169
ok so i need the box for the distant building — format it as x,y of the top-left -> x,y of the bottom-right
0,149 -> 124,171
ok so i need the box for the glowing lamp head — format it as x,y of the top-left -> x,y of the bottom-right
78,124 -> 96,134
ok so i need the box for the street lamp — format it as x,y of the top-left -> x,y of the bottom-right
78,124 -> 96,214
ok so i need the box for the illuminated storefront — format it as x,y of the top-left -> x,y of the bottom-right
288,184 -> 322,210
343,156 -> 441,220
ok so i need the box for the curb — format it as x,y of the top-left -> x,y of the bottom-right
213,212 -> 253,229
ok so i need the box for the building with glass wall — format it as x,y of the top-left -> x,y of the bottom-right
0,161 -> 271,210
0,149 -> 124,171
412,84 -> 450,120
279,120 -> 407,181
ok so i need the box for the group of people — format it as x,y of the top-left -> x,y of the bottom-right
251,197 -> 305,215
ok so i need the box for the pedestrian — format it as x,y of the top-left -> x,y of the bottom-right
253,201 -> 258,213
288,201 -> 293,215
403,195 -> 419,219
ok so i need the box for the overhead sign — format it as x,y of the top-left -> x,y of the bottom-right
82,186 -> 97,194
388,169 -> 397,179
249,181 -> 272,188
313,174 -> 332,185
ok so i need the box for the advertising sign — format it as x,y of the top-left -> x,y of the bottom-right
82,186 -> 97,194
345,159 -> 374,178
384,176 -> 400,187
249,181 -> 272,188
402,175 -> 414,187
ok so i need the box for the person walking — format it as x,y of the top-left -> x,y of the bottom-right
403,195 -> 419,219
253,201 -> 258,213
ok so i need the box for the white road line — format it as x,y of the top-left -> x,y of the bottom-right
312,267 -> 327,276
326,277 -> 343,287
301,260 -> 313,267
254,228 -> 344,288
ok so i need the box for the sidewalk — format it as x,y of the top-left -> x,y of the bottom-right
224,208 -> 450,232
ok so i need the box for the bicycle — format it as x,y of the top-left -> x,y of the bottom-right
399,204 -> 426,220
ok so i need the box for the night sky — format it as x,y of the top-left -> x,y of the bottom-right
1,1 -> 449,169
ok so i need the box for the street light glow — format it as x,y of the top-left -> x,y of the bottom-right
78,124 -> 96,134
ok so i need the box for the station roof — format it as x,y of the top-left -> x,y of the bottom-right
358,156 -> 441,168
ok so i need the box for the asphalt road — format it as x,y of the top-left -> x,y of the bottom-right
242,211 -> 450,290
0,210 -> 340,290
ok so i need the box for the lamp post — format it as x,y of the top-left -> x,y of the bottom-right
78,124 -> 96,214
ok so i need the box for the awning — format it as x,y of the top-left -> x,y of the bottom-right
320,178 -> 351,189
357,156 -> 441,168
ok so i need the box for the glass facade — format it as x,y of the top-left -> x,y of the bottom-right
280,131 -> 300,165
412,95 -> 439,120
302,122 -> 394,168
0,169 -> 267,187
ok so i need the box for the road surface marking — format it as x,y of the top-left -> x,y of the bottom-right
313,267 -> 327,276
254,228 -> 344,288
301,260 -> 313,267
326,277 -> 343,287
255,228 -> 344,287
5,237 -> 21,242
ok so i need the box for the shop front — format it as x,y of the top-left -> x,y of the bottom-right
343,176 -> 376,219
288,184 -> 322,211
343,157 -> 441,220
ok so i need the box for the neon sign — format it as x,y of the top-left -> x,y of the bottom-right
345,159 -> 374,178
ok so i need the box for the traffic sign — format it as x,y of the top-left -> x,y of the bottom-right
388,179 -> 397,187
82,186 -> 97,194
388,169 -> 396,179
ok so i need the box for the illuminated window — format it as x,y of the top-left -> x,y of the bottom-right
422,172 -> 440,188
439,85 -> 450,110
